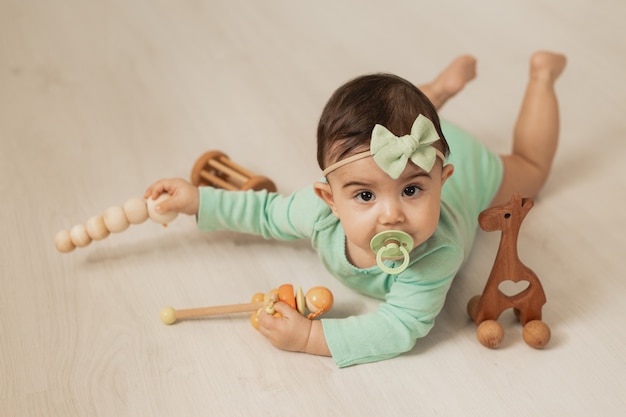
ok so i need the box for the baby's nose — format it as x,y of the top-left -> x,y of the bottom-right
379,200 -> 405,225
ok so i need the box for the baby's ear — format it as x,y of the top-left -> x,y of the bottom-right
441,164 -> 454,186
313,182 -> 339,217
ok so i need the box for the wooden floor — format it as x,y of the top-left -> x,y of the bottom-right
2,0 -> 625,415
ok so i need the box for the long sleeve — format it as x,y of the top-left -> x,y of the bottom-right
321,241 -> 463,367
196,186 -> 329,240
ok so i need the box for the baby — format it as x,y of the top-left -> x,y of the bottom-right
146,51 -> 566,367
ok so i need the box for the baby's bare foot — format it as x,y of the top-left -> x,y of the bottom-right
529,51 -> 567,83
438,54 -> 478,97
420,54 -> 477,109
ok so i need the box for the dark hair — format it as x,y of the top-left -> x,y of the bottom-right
316,73 -> 449,170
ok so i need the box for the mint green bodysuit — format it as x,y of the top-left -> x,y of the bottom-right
197,120 -> 503,367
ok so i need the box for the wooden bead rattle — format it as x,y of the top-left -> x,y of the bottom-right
160,284 -> 333,328
467,193 -> 551,349
54,194 -> 177,253
190,150 -> 277,192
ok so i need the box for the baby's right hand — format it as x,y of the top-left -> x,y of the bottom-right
144,178 -> 200,216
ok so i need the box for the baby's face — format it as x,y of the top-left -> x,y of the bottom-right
316,156 -> 453,269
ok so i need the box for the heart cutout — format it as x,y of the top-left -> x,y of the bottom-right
498,280 -> 530,297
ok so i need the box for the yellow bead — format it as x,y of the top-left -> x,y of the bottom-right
264,288 -> 278,303
160,307 -> 176,325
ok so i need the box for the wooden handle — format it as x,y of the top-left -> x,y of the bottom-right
176,301 -> 265,319
161,301 -> 266,324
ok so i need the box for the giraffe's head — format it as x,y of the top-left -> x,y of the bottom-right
478,193 -> 534,232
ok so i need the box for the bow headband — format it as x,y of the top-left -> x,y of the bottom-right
322,115 -> 446,179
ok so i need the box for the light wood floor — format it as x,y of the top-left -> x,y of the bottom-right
2,1 -> 625,415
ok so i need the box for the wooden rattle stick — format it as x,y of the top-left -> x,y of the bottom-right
160,301 -> 266,325
207,158 -> 249,186
161,284 -> 334,327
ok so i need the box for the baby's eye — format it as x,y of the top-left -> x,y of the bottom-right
355,191 -> 375,202
403,185 -> 421,197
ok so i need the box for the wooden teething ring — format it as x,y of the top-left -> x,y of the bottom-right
191,150 -> 277,192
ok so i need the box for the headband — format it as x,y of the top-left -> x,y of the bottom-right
322,115 -> 446,179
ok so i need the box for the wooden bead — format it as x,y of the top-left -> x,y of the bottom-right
522,320 -> 551,348
123,197 -> 149,224
54,229 -> 75,253
69,224 -> 92,247
146,194 -> 178,225
103,206 -> 130,233
295,286 -> 305,316
85,215 -> 110,240
467,295 -> 481,321
477,320 -> 504,349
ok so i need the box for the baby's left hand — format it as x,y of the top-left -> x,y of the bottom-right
257,302 -> 312,352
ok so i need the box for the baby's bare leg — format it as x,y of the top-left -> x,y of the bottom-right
492,51 -> 567,206
419,55 -> 477,110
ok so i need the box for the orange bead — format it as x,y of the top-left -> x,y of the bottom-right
250,311 -> 261,329
278,284 -> 296,310
305,286 -> 334,318
251,292 -> 264,303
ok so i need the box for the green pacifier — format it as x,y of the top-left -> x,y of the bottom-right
370,230 -> 414,274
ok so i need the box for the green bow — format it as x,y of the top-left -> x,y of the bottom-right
370,115 -> 441,179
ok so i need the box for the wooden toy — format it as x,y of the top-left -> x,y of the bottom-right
467,193 -> 550,349
55,151 -> 276,253
160,284 -> 333,327
191,150 -> 277,192
146,194 -> 178,224
54,195 -> 178,253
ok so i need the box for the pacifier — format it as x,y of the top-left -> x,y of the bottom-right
370,230 -> 414,274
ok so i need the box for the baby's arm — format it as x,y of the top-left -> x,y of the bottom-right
257,302 -> 331,356
147,183 -> 330,354
144,178 -> 200,216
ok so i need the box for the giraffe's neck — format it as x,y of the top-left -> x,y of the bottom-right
494,227 -> 521,276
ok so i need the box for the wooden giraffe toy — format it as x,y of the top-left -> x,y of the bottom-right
467,193 -> 551,349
